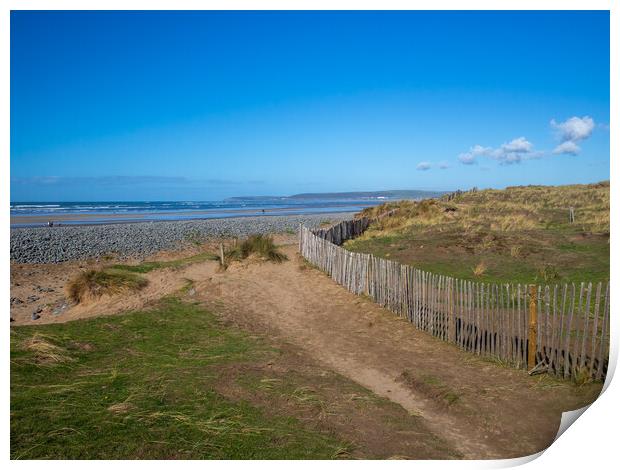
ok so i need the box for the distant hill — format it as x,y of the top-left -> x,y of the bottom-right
227,190 -> 447,201
288,190 -> 447,199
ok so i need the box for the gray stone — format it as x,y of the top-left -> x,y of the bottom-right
11,213 -> 354,264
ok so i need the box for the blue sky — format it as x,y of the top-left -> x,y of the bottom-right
11,11 -> 610,201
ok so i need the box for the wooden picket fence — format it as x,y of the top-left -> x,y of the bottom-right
300,217 -> 610,381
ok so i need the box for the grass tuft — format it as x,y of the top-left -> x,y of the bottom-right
572,366 -> 594,386
225,234 -> 288,264
472,261 -> 487,277
66,269 -> 148,304
21,334 -> 74,365
178,278 -> 196,295
107,402 -> 135,414
536,264 -> 561,283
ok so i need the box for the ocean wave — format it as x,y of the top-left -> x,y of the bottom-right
12,204 -> 61,208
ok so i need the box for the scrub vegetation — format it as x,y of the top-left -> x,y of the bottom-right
225,234 -> 288,264
66,269 -> 148,304
346,181 -> 609,284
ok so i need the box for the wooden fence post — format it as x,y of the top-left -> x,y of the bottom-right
219,243 -> 225,266
528,284 -> 538,369
298,215 -> 609,381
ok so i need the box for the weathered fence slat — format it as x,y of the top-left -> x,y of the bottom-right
299,219 -> 609,381
596,283 -> 609,381
589,282 -> 602,378
564,284 -> 576,379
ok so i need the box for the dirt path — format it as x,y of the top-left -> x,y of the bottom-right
11,240 -> 602,459
195,244 -> 602,459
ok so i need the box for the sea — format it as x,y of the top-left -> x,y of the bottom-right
10,198 -> 390,227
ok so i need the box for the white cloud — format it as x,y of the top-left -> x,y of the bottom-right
551,116 -> 595,143
550,116 -> 596,155
457,137 -> 539,165
471,144 -> 492,155
458,144 -> 489,164
416,162 -> 432,171
552,141 -> 581,156
500,137 -> 532,154
458,152 -> 477,165
438,162 -> 450,170
457,115 -> 597,164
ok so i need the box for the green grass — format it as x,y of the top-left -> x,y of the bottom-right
111,252 -> 220,274
10,298 -> 348,459
346,225 -> 609,284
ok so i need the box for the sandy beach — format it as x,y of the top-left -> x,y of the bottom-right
10,204 -> 362,225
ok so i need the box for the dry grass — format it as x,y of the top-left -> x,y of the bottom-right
348,182 -> 609,284
225,234 -> 288,264
21,334 -> 74,365
472,261 -> 487,277
358,181 -> 610,236
107,402 -> 135,414
536,264 -> 561,283
66,269 -> 148,304
509,245 -> 522,259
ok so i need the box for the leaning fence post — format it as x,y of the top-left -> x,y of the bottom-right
528,284 -> 538,369
219,243 -> 225,266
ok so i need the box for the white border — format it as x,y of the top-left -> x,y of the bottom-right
2,2 -> 616,468
0,1 -> 615,10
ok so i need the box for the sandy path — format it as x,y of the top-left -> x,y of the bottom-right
197,244 -> 601,459
11,240 -> 602,459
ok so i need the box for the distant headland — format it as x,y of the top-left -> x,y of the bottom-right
226,189 -> 448,202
